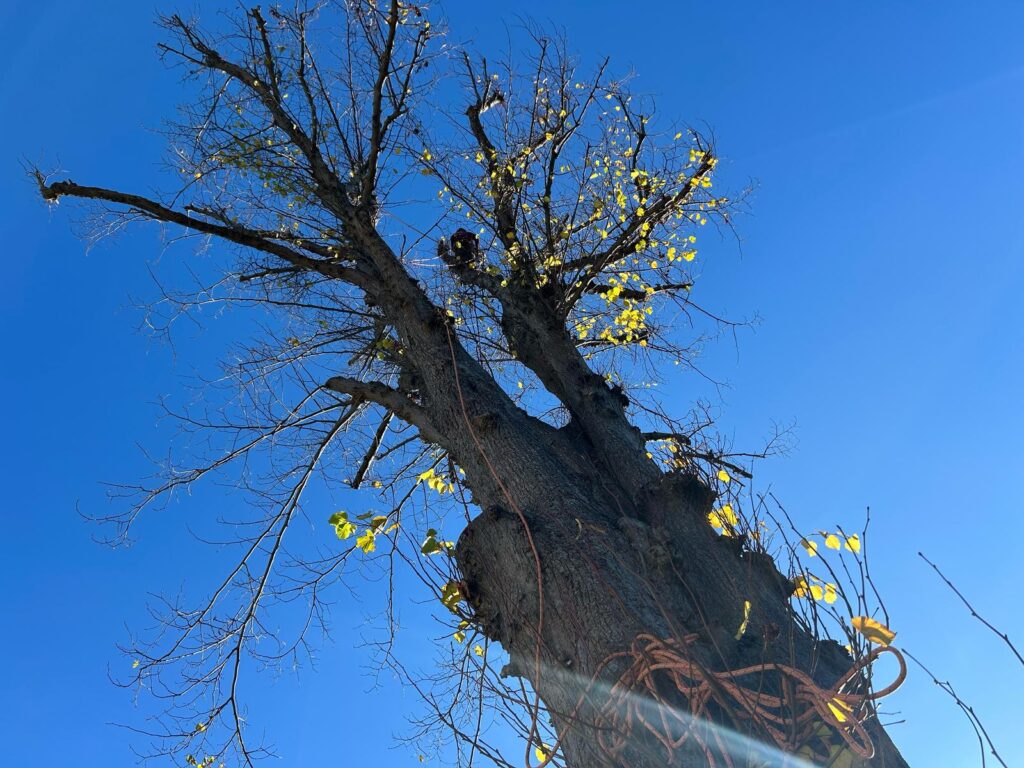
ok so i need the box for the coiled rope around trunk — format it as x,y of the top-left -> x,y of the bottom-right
593,633 -> 906,766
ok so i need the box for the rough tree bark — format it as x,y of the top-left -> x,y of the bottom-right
35,3 -> 912,766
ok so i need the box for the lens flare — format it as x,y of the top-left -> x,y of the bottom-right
536,660 -> 824,768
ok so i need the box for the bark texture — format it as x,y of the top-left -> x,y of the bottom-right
448,363 -> 911,768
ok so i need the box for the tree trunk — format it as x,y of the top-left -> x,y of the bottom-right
351,201 -> 910,768
454,431 -> 911,768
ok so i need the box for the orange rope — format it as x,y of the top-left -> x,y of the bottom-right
592,634 -> 906,765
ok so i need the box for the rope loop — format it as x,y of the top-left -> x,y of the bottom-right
593,634 -> 906,765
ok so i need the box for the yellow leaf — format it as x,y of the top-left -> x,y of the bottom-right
851,616 -> 896,646
801,538 -> 818,557
356,530 -> 376,553
810,584 -> 824,601
825,534 -> 841,550
827,697 -> 853,724
717,469 -> 731,483
792,575 -> 809,598
440,581 -> 463,613
708,504 -> 738,534
534,743 -> 552,763
473,644 -> 484,657
453,630 -> 466,643
735,600 -> 751,640
844,534 -> 862,553
824,584 -> 838,604
329,511 -> 357,540
132,659 -> 140,669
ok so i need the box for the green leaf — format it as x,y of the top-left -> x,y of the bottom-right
421,531 -> 442,556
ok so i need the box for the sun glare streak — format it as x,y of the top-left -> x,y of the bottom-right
535,660 -> 823,768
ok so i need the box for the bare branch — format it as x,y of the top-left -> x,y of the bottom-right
36,175 -> 366,286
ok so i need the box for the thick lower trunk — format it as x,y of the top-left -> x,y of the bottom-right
456,462 -> 910,768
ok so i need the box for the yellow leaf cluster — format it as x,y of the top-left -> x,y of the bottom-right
417,467 -> 455,495
802,530 -> 863,556
440,581 -> 464,614
792,574 -> 839,604
707,503 -> 739,535
328,511 -> 396,554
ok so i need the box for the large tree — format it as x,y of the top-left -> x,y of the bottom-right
36,3 -> 911,766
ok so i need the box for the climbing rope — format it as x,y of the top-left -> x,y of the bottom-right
593,633 -> 906,766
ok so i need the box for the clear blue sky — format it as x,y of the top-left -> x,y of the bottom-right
3,1 -> 1023,766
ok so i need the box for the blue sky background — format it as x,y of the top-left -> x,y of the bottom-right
3,1 -> 1024,766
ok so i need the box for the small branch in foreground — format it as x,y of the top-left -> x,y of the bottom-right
903,649 -> 1009,768
919,551 -> 1024,668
